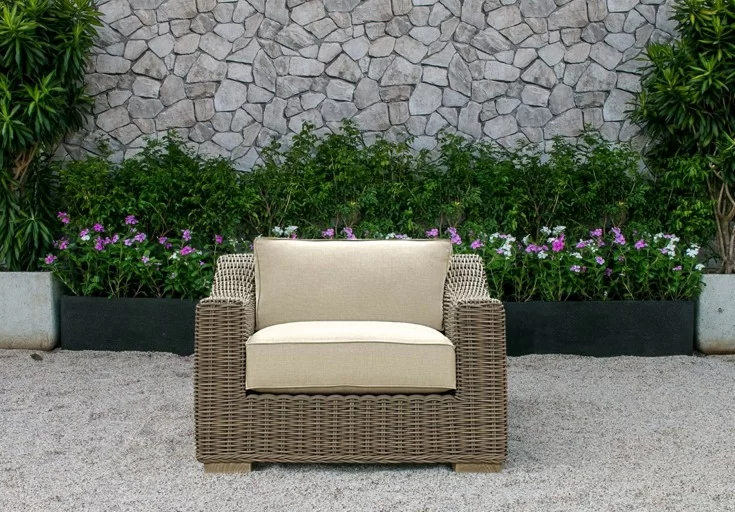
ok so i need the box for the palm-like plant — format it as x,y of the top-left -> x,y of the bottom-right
631,0 -> 735,273
0,0 -> 100,270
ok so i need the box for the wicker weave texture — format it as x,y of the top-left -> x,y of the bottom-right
195,253 -> 507,465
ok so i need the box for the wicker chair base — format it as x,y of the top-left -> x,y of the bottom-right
204,463 -> 252,473
452,463 -> 503,473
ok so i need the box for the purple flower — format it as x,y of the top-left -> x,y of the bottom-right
180,245 -> 195,256
634,239 -> 648,250
605,268 -> 612,277
446,227 -> 461,245
199,260 -> 205,266
102,237 -> 112,245
141,256 -> 150,264
595,256 -> 605,265
576,240 -> 588,249
570,265 -> 582,273
133,233 -> 147,243
425,228 -> 439,238
525,244 -> 541,253
55,238 -> 69,250
611,227 -> 626,246
57,212 -> 70,225
93,223 -> 105,233
124,239 -> 133,246
181,229 -> 191,241
79,229 -> 90,240
322,228 -> 335,239
470,239 -> 484,250
44,254 -> 57,265
158,236 -> 168,245
342,227 -> 356,240
94,237 -> 105,251
551,234 -> 565,253
214,234 -> 223,245
111,234 -> 120,244
590,228 -> 603,238
673,265 -> 682,271
165,242 -> 173,249
125,215 -> 138,225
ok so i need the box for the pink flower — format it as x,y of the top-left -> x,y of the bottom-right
133,233 -> 147,243
576,240 -> 589,249
57,212 -> 70,225
199,260 -> 205,266
54,238 -> 69,250
551,234 -> 565,253
470,239 -> 484,250
124,239 -> 133,246
94,238 -> 105,251
605,268 -> 613,277
446,227 -> 461,245
322,228 -> 335,239
79,229 -> 90,240
611,227 -> 626,245
125,215 -> 138,225
93,223 -> 105,232
159,237 -> 168,245
165,242 -> 173,249
634,239 -> 648,250
111,234 -> 120,244
141,256 -> 150,264
214,234 -> 223,244
570,265 -> 582,273
673,265 -> 683,271
180,245 -> 195,256
595,256 -> 605,265
181,229 -> 191,241
44,254 -> 57,265
425,228 -> 439,238
589,228 -> 603,238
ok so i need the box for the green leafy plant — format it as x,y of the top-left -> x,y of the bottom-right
631,0 -> 735,272
0,0 -> 100,270
60,133 -> 250,242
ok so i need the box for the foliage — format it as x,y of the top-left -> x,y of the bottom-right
270,224 -> 704,302
44,213 -> 247,299
60,133 -> 250,242
0,158 -> 57,270
244,123 -> 651,238
630,0 -> 735,272
0,0 -> 100,180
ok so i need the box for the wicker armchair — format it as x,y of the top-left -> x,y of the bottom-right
194,248 -> 507,473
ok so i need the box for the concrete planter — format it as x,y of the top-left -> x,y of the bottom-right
696,274 -> 735,354
60,296 -> 198,355
0,272 -> 62,350
505,301 -> 695,357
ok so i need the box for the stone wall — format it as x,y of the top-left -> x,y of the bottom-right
62,0 -> 677,168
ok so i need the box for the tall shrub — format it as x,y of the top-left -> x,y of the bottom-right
631,0 -> 735,272
0,0 -> 101,270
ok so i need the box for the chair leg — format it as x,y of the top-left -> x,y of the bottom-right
452,463 -> 503,473
204,463 -> 253,473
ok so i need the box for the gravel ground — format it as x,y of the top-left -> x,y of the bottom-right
1,350 -> 734,512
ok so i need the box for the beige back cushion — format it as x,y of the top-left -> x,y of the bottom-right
253,238 -> 452,330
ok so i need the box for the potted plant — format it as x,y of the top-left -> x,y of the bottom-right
630,0 -> 735,353
0,0 -> 100,350
47,135 -> 248,355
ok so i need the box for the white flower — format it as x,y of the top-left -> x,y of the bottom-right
571,252 -> 583,259
272,226 -> 284,236
552,225 -> 566,235
521,235 -> 530,245
547,237 -> 556,243
686,245 -> 700,258
653,232 -> 664,241
537,251 -> 548,259
169,252 -> 179,260
284,225 -> 298,236
505,236 -> 516,244
695,263 -> 705,271
81,235 -> 90,241
540,226 -> 552,235
385,232 -> 396,239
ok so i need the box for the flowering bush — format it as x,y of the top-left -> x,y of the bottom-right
44,213 -> 246,299
269,225 -> 703,302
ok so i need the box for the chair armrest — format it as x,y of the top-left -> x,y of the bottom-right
195,296 -> 255,404
444,255 -> 506,399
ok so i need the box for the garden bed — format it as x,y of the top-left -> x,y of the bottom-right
60,296 -> 197,355
505,301 -> 695,357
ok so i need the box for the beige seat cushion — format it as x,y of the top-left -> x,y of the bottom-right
253,238 -> 452,331
246,321 -> 456,394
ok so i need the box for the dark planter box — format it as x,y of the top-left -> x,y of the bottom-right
60,296 -> 198,355
504,301 -> 695,357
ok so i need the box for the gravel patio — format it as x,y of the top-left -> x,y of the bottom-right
1,350 -> 734,512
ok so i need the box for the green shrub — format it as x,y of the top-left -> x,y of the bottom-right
0,0 -> 100,270
60,134 -> 250,242
630,0 -> 735,272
